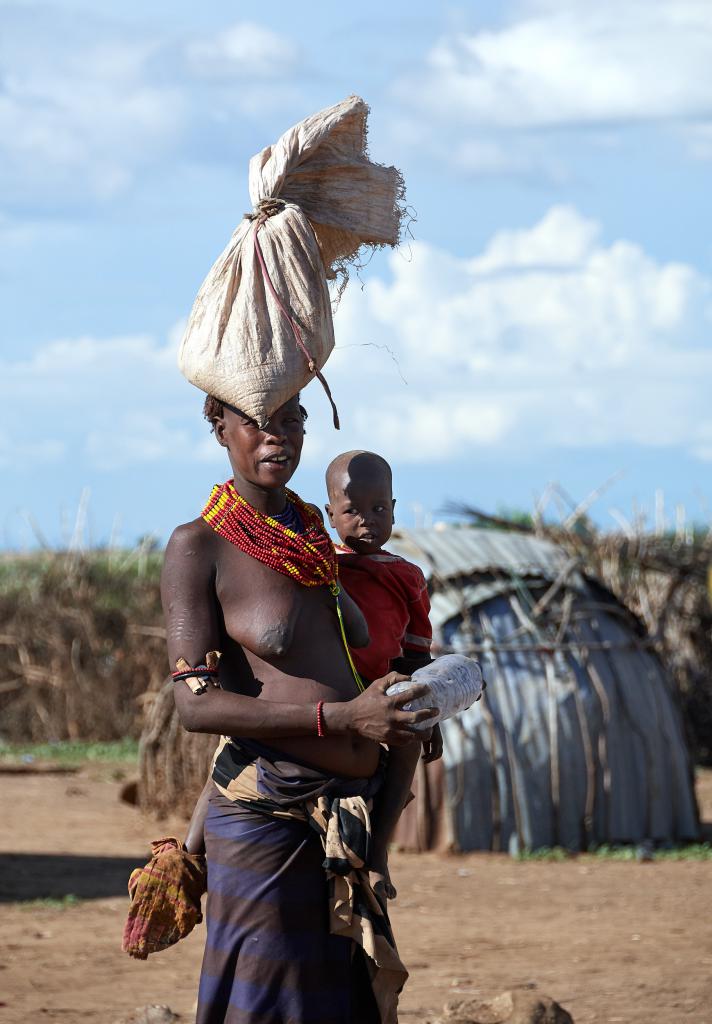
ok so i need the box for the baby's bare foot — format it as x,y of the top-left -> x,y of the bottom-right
370,853 -> 397,901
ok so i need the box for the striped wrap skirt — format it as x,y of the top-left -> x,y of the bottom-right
196,738 -> 407,1024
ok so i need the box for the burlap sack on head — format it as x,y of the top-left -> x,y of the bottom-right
178,95 -> 405,428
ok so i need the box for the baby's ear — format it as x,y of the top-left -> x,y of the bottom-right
324,503 -> 336,527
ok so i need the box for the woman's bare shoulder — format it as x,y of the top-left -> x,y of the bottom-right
163,518 -> 217,580
167,516 -> 214,551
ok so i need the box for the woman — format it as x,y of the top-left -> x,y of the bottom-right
163,392 -> 433,1024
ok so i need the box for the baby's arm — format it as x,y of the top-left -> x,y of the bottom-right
390,651 -> 430,675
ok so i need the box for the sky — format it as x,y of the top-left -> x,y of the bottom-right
1,0 -> 711,548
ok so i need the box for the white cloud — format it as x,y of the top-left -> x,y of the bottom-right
3,206 -> 710,476
0,11 -> 185,202
300,204 -> 712,466
0,330 -> 216,471
683,122 -> 712,160
185,22 -> 299,79
0,7 -> 303,204
470,205 -> 600,270
0,212 -> 77,263
85,413 -> 194,471
0,431 -> 65,469
389,0 -> 712,175
449,136 -> 568,182
396,2 -> 712,130
0,212 -> 38,250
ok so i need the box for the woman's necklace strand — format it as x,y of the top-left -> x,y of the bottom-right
201,480 -> 338,588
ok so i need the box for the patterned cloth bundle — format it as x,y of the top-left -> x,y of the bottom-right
122,837 -> 207,959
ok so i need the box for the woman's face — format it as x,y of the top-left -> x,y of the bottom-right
215,396 -> 305,490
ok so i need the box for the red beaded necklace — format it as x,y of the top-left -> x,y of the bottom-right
201,479 -> 364,692
202,480 -> 338,587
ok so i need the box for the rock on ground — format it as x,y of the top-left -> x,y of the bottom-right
435,989 -> 574,1024
113,1005 -> 180,1024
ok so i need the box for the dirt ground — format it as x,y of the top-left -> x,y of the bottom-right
1,765 -> 711,1024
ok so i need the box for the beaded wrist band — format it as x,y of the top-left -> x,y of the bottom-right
316,700 -> 326,738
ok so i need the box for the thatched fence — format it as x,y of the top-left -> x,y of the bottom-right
0,549 -> 166,743
0,548 -> 215,816
138,678 -> 215,817
574,534 -> 712,765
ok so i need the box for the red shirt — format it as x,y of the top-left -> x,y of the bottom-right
336,547 -> 432,682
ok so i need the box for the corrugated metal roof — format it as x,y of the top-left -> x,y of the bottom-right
429,575 -> 589,629
429,582 -> 531,629
388,526 -> 572,582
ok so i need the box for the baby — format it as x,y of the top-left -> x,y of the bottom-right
325,450 -> 442,898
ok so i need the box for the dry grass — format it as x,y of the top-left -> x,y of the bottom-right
0,549 -> 166,743
138,677 -> 215,817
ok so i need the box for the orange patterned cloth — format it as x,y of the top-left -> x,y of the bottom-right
122,837 -> 207,959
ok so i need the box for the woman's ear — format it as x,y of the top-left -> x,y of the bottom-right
214,416 -> 228,448
391,497 -> 396,523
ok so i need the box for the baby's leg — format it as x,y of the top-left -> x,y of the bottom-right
370,739 -> 422,900
184,777 -> 214,854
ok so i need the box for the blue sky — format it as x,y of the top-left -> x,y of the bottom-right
2,0 -> 711,547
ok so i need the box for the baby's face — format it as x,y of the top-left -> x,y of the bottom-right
326,476 -> 395,555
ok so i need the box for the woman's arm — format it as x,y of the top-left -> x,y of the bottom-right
173,670 -> 433,746
161,521 -> 222,670
162,522 -> 433,745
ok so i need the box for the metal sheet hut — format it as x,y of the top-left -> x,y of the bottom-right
388,526 -> 699,855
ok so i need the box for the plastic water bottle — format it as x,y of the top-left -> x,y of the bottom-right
386,654 -> 484,731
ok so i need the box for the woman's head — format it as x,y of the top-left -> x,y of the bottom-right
204,393 -> 307,493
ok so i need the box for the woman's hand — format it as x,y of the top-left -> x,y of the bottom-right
327,672 -> 436,746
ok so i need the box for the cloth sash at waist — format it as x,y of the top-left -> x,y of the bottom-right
211,736 -> 407,1024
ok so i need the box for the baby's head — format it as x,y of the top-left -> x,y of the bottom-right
325,450 -> 395,555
